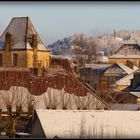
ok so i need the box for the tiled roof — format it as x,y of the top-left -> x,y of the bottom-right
130,92 -> 140,98
111,44 -> 140,57
0,17 -> 49,51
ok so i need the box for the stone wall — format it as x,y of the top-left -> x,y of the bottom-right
0,50 -> 27,67
109,58 -> 140,67
0,50 -> 50,68
37,51 -> 50,68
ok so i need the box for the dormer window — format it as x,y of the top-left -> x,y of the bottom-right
28,34 -> 38,48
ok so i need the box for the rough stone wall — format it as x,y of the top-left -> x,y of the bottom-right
27,50 -> 50,68
0,50 -> 27,67
3,50 -> 12,67
0,50 -> 50,68
37,51 -> 50,68
27,50 -> 34,68
0,68 -> 87,96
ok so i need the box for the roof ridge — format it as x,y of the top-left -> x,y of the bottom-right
113,43 -> 140,55
117,62 -> 134,74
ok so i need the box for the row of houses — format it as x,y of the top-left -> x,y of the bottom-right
80,43 -> 140,109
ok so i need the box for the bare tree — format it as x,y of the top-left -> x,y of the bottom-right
44,88 -> 61,109
59,88 -> 72,110
85,39 -> 97,63
73,92 -> 106,110
72,33 -> 87,48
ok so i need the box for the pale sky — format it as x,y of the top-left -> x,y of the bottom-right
0,2 -> 140,44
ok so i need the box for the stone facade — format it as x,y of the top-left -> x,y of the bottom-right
109,44 -> 140,67
109,58 -> 140,67
0,50 -> 50,68
0,17 -> 50,68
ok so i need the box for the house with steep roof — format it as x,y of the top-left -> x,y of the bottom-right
0,17 -> 50,69
80,63 -> 111,89
109,44 -> 140,67
97,62 -> 138,92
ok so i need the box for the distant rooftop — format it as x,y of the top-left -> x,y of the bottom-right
81,63 -> 111,70
110,44 -> 140,57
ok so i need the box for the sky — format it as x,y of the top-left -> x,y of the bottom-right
0,2 -> 140,44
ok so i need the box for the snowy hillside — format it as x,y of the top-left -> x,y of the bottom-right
48,30 -> 140,56
48,37 -> 72,55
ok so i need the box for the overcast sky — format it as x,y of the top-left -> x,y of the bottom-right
0,2 -> 140,44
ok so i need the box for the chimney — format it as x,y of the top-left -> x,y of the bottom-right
5,32 -> 12,66
5,32 -> 12,51
32,34 -> 38,68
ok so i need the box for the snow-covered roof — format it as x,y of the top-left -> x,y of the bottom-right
109,54 -> 140,58
130,92 -> 140,98
104,62 -> 134,75
36,109 -> 140,139
81,64 -> 111,70
50,54 -> 73,60
117,62 -> 135,74
115,73 -> 133,86
133,65 -> 139,71
109,44 -> 140,58
114,44 -> 140,55
0,17 -> 49,51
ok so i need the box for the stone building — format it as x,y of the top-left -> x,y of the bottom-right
0,17 -> 50,68
109,44 -> 140,68
80,64 -> 111,89
96,62 -> 138,92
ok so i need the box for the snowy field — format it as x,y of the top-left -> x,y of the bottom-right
36,109 -> 140,139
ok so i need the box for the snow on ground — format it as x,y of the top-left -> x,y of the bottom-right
36,109 -> 140,139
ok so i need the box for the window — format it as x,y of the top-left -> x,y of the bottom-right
0,54 -> 2,66
13,53 -> 18,66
